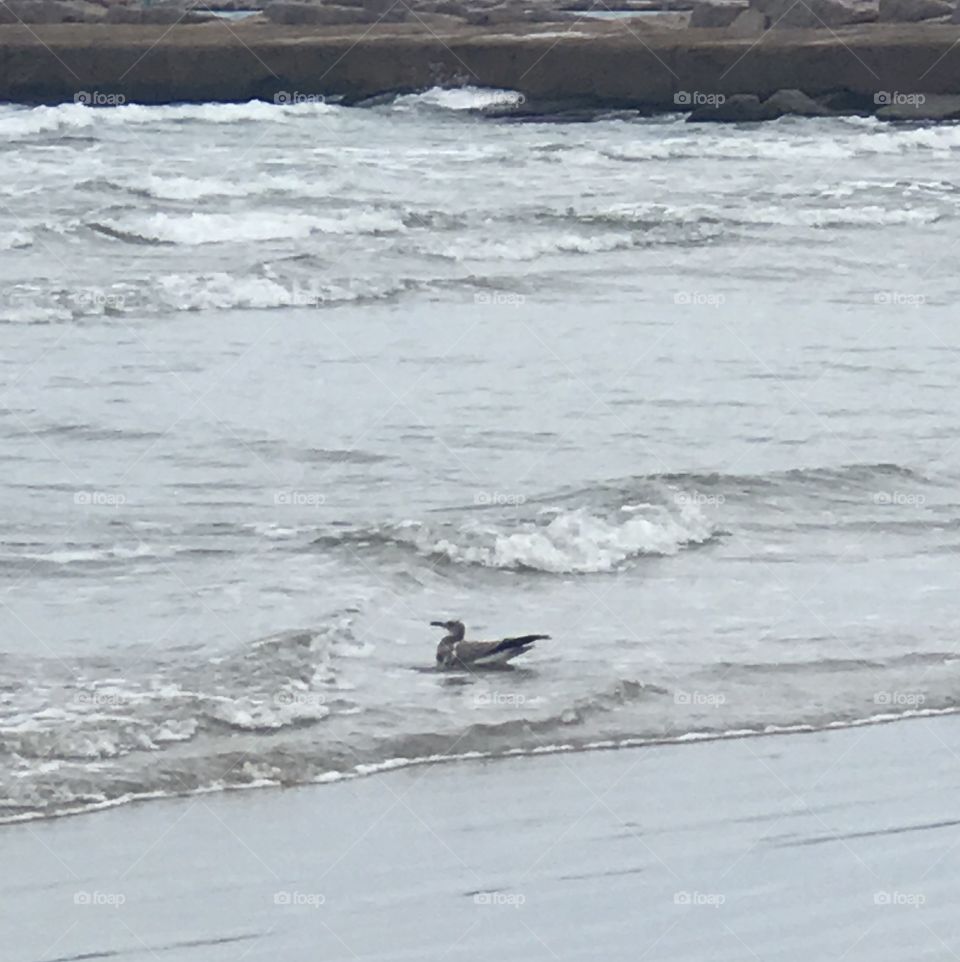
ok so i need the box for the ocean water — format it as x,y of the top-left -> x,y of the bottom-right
2,89 -> 960,823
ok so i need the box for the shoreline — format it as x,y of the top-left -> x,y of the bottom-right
6,711 -> 958,961
3,21 -> 960,113
4,704 -> 957,829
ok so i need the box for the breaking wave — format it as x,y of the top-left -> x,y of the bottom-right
90,209 -> 405,246
392,86 -> 526,112
316,501 -> 717,574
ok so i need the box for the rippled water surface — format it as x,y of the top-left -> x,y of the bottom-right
3,90 -> 960,821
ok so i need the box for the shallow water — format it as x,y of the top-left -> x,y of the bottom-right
2,90 -> 959,821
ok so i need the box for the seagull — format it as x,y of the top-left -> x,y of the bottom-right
431,619 -> 550,669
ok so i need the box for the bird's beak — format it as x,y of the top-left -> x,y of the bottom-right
430,621 -> 447,628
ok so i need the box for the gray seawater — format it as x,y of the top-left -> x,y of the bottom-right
3,89 -> 960,822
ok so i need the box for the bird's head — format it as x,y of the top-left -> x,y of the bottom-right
430,619 -> 465,641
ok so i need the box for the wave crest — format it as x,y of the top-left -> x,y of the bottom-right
319,502 -> 716,574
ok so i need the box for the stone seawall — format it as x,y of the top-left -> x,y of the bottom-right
2,22 -> 960,110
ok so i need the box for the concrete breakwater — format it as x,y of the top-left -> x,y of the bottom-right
2,21 -> 960,117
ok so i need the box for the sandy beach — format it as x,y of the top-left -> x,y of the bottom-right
6,716 -> 959,961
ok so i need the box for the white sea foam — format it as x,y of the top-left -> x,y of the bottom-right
393,86 -> 526,112
592,200 -> 941,230
137,172 -> 339,202
100,209 -> 404,245
0,100 -> 337,140
153,272 -> 408,310
430,231 -> 634,261
0,231 -> 32,251
203,694 -> 330,730
409,504 -> 714,573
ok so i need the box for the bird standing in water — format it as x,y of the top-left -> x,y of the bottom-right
431,619 -> 549,669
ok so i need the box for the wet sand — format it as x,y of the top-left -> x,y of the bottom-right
6,714 -> 959,961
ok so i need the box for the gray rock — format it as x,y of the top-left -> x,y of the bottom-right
263,1 -> 375,22
0,0 -> 103,23
879,0 -> 951,19
688,1 -> 746,27
724,6 -> 766,32
875,93 -> 960,120
105,3 -> 216,22
752,0 -> 876,28
763,88 -> 832,115
686,93 -> 782,123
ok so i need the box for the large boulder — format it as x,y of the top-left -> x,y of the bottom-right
686,93 -> 782,122
875,93 -> 960,119
725,7 -> 765,32
263,1 -> 375,21
0,0 -> 103,22
688,1 -> 747,26
763,88 -> 832,115
752,0 -> 877,27
105,3 -> 215,21
879,0 -> 951,19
